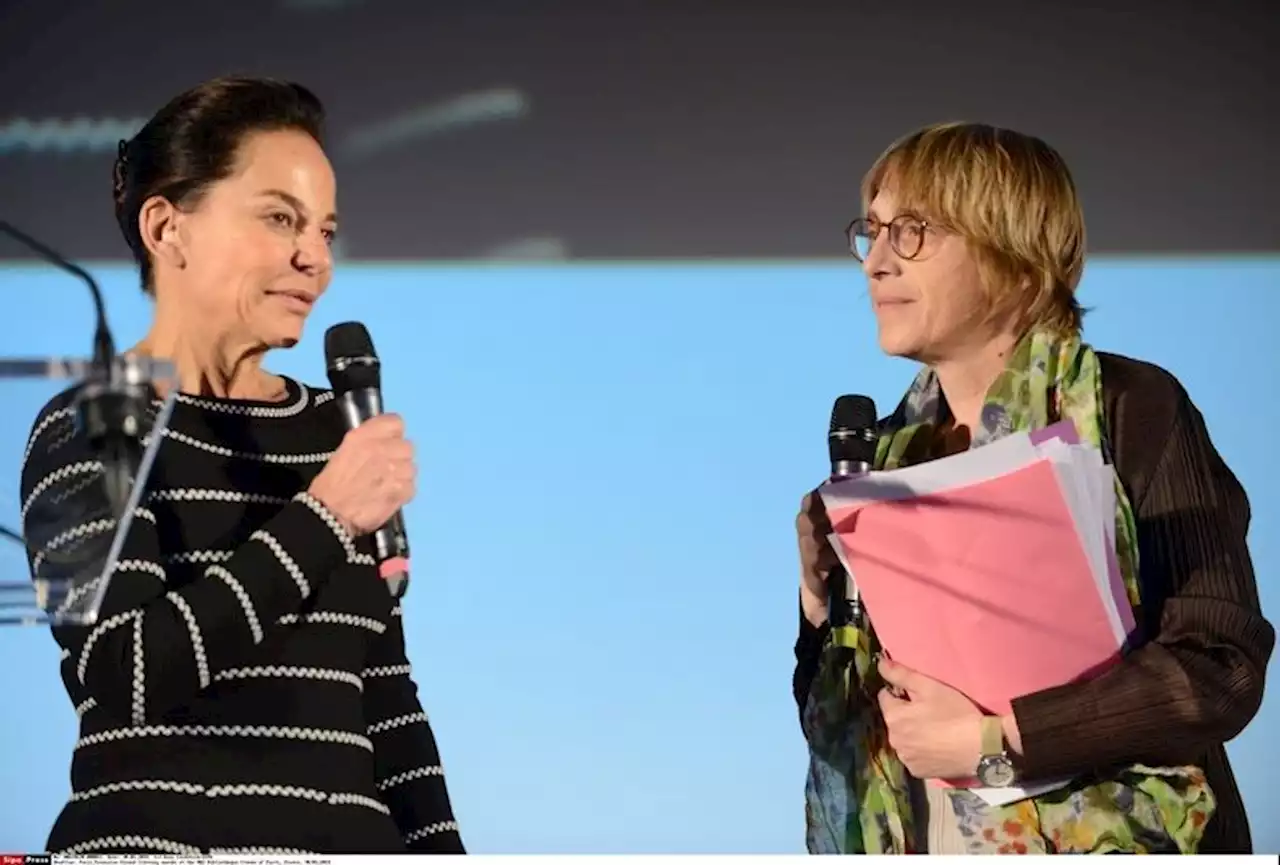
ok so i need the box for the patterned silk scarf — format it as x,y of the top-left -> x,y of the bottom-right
801,328 -> 1215,854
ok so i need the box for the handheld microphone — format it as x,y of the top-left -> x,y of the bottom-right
324,322 -> 410,599
826,394 -> 878,628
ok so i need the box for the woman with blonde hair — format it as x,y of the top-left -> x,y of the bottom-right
793,122 -> 1272,854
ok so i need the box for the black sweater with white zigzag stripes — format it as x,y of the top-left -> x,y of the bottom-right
19,377 -> 464,856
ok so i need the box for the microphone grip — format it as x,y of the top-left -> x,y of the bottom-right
371,512 -> 410,599
824,460 -> 870,629
827,563 -> 854,628
335,388 -> 411,598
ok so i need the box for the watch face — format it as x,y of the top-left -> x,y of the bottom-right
977,755 -> 1017,788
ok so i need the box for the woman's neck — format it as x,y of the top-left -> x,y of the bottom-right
134,303 -> 278,401
932,330 -> 1018,435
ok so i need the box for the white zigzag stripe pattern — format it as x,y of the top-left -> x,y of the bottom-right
164,549 -> 232,566
54,576 -> 101,616
55,557 -> 166,617
61,835 -> 201,856
131,614 -> 145,725
377,764 -> 444,792
295,490 -> 358,561
165,592 -> 211,688
277,610 -> 387,634
74,725 -> 374,752
23,405 -> 74,462
369,711 -> 429,735
70,779 -> 204,801
148,427 -> 333,464
207,565 -> 264,644
150,488 -> 291,505
118,558 -> 168,582
405,821 -> 460,843
31,509 -> 155,573
21,459 -> 103,520
153,500 -> 376,570
251,529 -> 310,598
215,666 -> 364,691
363,664 -> 412,678
68,779 -> 388,815
78,610 -> 137,684
171,384 -> 310,418
325,791 -> 391,814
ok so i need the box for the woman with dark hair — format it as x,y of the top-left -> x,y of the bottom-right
793,122 -> 1272,854
19,76 -> 465,855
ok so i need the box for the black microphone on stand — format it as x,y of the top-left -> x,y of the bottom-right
0,220 -> 184,626
0,219 -> 115,370
826,394 -> 878,628
324,321 -> 410,599
0,219 -> 146,516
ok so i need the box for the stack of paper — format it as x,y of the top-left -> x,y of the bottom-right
818,420 -> 1136,805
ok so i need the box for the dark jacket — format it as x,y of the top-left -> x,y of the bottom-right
792,351 -> 1274,853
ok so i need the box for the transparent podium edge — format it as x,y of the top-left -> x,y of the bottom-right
0,355 -> 178,627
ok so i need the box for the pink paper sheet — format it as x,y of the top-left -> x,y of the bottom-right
826,457 -> 1124,718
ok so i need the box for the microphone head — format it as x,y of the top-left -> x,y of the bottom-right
325,321 -> 381,393
828,394 -> 878,465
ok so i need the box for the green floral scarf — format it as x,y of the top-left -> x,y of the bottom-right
801,328 -> 1215,854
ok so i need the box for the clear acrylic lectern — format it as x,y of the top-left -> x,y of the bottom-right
0,354 -> 178,627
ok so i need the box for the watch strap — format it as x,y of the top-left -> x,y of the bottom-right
980,715 -> 1004,757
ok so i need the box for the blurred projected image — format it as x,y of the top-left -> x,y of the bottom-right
2,3 -> 1277,263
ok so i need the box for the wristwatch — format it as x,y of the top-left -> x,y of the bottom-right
975,715 -> 1017,788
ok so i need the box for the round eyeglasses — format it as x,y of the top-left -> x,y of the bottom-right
846,214 -> 930,262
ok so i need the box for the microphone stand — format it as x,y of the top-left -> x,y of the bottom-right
0,219 -> 116,370
0,218 -> 175,627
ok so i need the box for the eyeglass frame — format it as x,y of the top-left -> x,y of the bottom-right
845,213 -> 936,263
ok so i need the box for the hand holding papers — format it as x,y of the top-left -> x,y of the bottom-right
817,421 -> 1137,804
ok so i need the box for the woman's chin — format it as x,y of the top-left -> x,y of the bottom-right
876,327 -> 923,360
257,318 -> 306,350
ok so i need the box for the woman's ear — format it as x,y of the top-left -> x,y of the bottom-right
137,196 -> 186,272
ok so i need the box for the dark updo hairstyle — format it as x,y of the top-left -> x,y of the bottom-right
112,76 -> 327,293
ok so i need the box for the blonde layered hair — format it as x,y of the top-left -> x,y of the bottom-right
861,122 -> 1086,336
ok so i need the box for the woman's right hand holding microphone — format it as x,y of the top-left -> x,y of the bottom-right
797,489 -> 839,628
308,413 -> 416,537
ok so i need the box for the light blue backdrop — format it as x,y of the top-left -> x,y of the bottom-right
1,259 -> 1276,853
